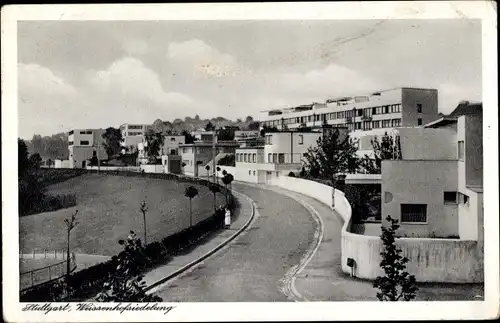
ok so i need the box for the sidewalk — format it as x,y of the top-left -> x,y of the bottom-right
143,191 -> 254,291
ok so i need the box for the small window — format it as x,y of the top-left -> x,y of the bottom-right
459,192 -> 470,206
80,131 -> 86,134
268,153 -> 272,163
171,138 -> 175,141
69,141 -> 74,145
417,104 -> 423,113
252,153 -> 256,163
401,204 -> 427,223
298,134 -> 304,145
278,153 -> 285,164
80,140 -> 90,145
272,153 -> 277,163
458,141 -> 465,161
418,118 -> 423,126
253,170 -> 256,175
444,191 -> 458,204
249,170 -> 251,175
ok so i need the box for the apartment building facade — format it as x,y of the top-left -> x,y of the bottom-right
259,87 -> 438,136
179,141 -> 240,177
119,123 -> 152,149
68,128 -> 108,168
381,103 -> 483,243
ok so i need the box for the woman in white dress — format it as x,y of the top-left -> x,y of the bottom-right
224,207 -> 231,229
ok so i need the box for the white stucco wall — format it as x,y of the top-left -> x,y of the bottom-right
382,160 -> 459,238
398,128 -> 457,160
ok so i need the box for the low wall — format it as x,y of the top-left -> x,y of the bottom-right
335,187 -> 484,283
249,174 -> 483,283
140,164 -> 164,173
86,166 -> 140,172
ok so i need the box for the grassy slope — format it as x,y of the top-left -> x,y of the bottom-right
19,174 -> 225,256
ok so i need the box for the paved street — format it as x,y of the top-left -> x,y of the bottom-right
153,182 -> 317,301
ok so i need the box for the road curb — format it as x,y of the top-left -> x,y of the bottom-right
145,190 -> 256,293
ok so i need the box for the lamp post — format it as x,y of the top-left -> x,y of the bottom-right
140,200 -> 148,246
212,129 -> 217,184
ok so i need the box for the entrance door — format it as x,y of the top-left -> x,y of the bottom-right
265,171 -> 272,184
81,161 -> 86,168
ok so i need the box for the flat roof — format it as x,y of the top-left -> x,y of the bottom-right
423,117 -> 457,128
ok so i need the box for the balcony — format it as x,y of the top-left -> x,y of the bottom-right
361,115 -> 372,121
346,117 -> 353,123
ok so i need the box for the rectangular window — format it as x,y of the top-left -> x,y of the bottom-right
372,107 -> 377,115
80,131 -> 86,134
68,141 -> 74,145
244,154 -> 248,162
330,113 -> 336,120
298,134 -> 304,145
458,141 -> 464,160
253,170 -> 256,176
69,130 -> 74,135
253,153 -> 256,163
170,137 -> 176,141
80,140 -> 90,145
357,109 -> 363,117
278,153 -> 285,164
417,104 -> 422,113
401,204 -> 427,223
384,106 -> 389,114
249,170 -> 251,175
363,121 -> 372,130
268,153 -> 272,163
372,121 -> 380,129
418,118 -> 423,126
391,119 -> 401,127
272,153 -> 277,163
444,191 -> 458,204
236,154 -> 240,162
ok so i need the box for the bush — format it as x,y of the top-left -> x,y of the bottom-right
20,174 -> 237,302
217,154 -> 235,166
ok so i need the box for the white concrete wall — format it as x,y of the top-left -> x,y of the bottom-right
86,166 -> 141,172
264,132 -> 320,163
255,175 -> 483,283
398,128 -> 457,160
382,160 -> 459,238
140,164 -> 165,173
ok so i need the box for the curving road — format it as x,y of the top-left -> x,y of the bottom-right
153,182 -> 317,302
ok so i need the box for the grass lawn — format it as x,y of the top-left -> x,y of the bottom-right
19,173 -> 226,256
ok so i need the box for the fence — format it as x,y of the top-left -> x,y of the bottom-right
20,250 -> 77,292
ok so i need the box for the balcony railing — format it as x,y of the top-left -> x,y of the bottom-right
361,116 -> 372,121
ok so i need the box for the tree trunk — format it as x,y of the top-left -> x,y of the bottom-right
213,192 -> 216,214
189,199 -> 192,227
66,230 -> 70,278
143,211 -> 147,246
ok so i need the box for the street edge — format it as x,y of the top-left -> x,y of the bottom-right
277,189 -> 325,302
144,190 -> 256,293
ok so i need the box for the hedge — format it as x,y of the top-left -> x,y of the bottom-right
20,171 -> 238,302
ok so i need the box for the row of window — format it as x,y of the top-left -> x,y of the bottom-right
128,125 -> 144,130
79,130 -> 93,135
127,131 -> 144,136
236,153 -> 258,163
68,140 -> 90,146
262,104 -> 404,128
265,134 -> 304,145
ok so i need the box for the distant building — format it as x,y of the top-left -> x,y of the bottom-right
381,102 -> 483,243
160,135 -> 185,156
192,131 -> 215,142
230,127 -> 346,183
68,128 -> 108,168
179,141 -> 240,177
259,87 -> 439,158
119,123 -> 152,149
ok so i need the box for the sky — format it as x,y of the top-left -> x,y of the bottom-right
17,19 -> 482,139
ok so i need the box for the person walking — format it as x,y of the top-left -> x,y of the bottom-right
224,207 -> 231,229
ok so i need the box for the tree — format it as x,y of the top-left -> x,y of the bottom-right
18,139 -> 30,177
63,210 -> 79,278
217,154 -> 235,166
221,173 -> 234,205
205,165 -> 210,179
140,200 -> 148,246
217,127 -> 235,141
245,116 -> 254,123
182,130 -> 196,144
31,134 -> 44,155
96,231 -> 162,302
205,122 -> 215,131
216,166 -> 221,184
209,184 -> 220,214
29,153 -> 42,170
302,128 -> 359,185
184,186 -> 199,227
144,130 -> 165,164
360,132 -> 402,174
373,216 -> 418,301
102,127 -> 123,158
247,121 -> 260,130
